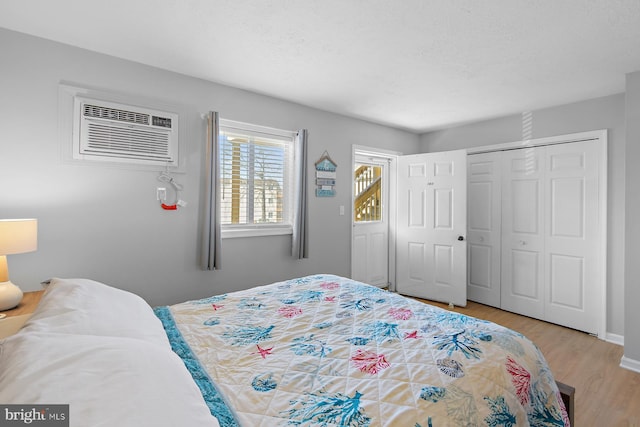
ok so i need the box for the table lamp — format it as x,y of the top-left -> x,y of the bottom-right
0,219 -> 38,311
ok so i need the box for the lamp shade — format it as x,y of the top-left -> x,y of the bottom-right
0,219 -> 38,255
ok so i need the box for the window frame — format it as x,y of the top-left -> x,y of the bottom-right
218,119 -> 296,239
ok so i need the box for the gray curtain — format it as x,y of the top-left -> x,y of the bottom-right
202,111 -> 222,270
292,129 -> 309,259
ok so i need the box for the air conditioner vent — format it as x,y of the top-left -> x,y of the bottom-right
85,122 -> 171,160
83,103 -> 151,126
73,97 -> 179,166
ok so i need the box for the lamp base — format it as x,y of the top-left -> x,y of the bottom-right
0,281 -> 24,311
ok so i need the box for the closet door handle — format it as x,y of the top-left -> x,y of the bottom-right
457,236 -> 464,241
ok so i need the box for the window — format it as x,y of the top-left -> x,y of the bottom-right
219,119 -> 295,237
354,162 -> 383,223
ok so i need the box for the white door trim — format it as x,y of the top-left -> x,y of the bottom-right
467,129 -> 608,339
351,145 -> 400,291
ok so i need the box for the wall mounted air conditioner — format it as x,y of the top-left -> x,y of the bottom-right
73,96 -> 179,166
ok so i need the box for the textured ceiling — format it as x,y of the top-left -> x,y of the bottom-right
1,0 -> 639,132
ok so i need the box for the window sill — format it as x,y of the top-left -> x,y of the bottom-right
222,225 -> 293,239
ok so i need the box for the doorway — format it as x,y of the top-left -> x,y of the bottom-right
351,147 -> 397,288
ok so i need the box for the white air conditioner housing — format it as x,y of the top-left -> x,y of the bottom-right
73,96 -> 179,166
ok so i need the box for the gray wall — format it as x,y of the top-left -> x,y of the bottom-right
421,94 -> 626,339
624,71 -> 640,362
3,26 -> 636,362
0,28 -> 420,306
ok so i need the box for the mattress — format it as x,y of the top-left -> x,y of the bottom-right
156,274 -> 569,426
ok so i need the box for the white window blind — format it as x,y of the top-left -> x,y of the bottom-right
219,120 -> 295,235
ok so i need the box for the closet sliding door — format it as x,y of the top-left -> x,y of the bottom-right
467,138 -> 604,335
467,152 -> 502,308
501,147 -> 546,320
543,141 -> 601,333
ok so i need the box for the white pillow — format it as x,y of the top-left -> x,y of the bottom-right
0,332 -> 220,427
22,278 -> 170,347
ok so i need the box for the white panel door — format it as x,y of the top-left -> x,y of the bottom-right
467,152 -> 502,308
396,150 -> 467,306
501,147 -> 545,319
544,141 -> 600,334
352,226 -> 388,286
352,156 -> 389,287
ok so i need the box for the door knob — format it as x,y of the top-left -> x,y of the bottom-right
457,236 -> 464,241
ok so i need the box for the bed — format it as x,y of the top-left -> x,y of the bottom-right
0,275 -> 571,426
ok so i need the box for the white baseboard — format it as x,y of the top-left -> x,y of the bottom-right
620,356 -> 640,373
605,332 -> 624,346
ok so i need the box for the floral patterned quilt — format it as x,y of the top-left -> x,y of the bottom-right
155,274 -> 569,426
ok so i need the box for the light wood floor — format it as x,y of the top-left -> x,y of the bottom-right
420,299 -> 640,427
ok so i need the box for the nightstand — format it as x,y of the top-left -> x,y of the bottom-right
0,290 -> 44,339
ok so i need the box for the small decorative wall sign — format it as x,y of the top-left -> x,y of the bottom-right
315,151 -> 337,197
